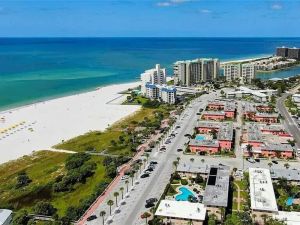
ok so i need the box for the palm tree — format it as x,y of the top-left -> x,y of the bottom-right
246,144 -> 253,153
130,172 -> 135,186
143,158 -> 147,169
177,156 -> 181,162
173,161 -> 179,171
190,158 -> 194,163
119,187 -> 124,200
201,158 -> 205,164
99,211 -> 106,225
125,180 -> 129,193
268,162 -> 273,168
107,200 -> 114,215
145,153 -> 150,163
284,163 -> 290,169
114,192 -> 119,207
141,212 -> 151,224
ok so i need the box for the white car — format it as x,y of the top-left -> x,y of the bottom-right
121,175 -> 129,180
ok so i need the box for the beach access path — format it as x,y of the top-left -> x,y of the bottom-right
0,82 -> 141,164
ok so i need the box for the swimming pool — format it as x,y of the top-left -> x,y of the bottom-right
175,186 -> 195,201
286,197 -> 294,206
195,135 -> 206,141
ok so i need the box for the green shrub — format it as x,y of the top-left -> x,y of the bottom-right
181,179 -> 188,185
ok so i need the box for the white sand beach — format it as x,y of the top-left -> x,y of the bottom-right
0,82 -> 141,164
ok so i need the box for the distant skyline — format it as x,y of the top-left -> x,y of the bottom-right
0,0 -> 300,37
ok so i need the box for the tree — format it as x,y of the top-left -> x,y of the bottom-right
16,171 -> 31,189
268,162 -> 273,168
190,158 -> 195,163
107,200 -> 114,215
210,129 -> 218,139
130,172 -> 135,186
33,201 -> 57,216
141,212 -> 151,224
114,191 -> 120,207
284,163 -> 290,169
246,144 -> 253,153
125,180 -> 129,193
145,153 -> 150,163
100,211 -> 106,225
173,161 -> 179,171
120,187 -> 124,199
143,158 -> 147,169
208,214 -> 217,225
265,217 -> 287,225
201,159 -> 205,164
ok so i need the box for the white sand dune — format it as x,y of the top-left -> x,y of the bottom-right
0,82 -> 141,164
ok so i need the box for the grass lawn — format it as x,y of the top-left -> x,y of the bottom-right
123,95 -> 148,105
55,106 -> 170,155
0,150 -> 108,216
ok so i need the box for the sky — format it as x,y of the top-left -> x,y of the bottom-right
0,0 -> 299,37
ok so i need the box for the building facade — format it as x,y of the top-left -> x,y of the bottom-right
223,63 -> 256,84
174,58 -> 220,86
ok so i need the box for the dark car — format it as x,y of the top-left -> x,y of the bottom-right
146,168 -> 154,172
177,148 -> 183,152
150,161 -> 158,164
87,215 -> 97,221
272,160 -> 278,164
145,149 -> 152,153
146,198 -> 158,204
145,202 -> 155,208
141,173 -> 150,178
255,158 -> 260,162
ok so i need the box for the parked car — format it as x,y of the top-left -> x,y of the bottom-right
247,158 -> 255,163
87,215 -> 97,221
146,168 -> 153,172
140,174 -> 150,178
177,148 -> 183,152
255,158 -> 260,162
272,160 -> 278,164
121,175 -> 129,180
146,198 -> 158,204
145,202 -> 155,208
150,161 -> 158,164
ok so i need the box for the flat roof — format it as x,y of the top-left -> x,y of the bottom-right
249,168 -> 278,212
0,209 -> 12,224
261,143 -> 293,152
203,111 -> 225,116
155,200 -> 206,221
177,162 -> 210,174
203,165 -> 230,207
189,139 -> 219,147
256,112 -> 278,118
273,211 -> 300,225
270,169 -> 300,181
217,122 -> 234,141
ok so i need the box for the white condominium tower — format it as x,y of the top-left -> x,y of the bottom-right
173,58 -> 220,86
224,63 -> 256,84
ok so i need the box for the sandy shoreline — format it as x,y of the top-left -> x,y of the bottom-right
0,81 -> 141,164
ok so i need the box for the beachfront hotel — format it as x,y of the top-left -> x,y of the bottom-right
141,64 -> 177,104
223,63 -> 256,84
173,58 -> 220,86
276,46 -> 300,60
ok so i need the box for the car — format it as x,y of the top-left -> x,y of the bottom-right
144,171 -> 151,174
219,163 -> 225,166
196,113 -> 201,115
146,168 -> 153,172
146,198 -> 158,204
177,148 -> 183,152
272,160 -> 278,164
145,148 -> 152,153
140,173 -> 150,178
255,158 -> 260,162
150,161 -> 158,164
87,215 -> 97,221
145,202 -> 155,208
176,125 -> 181,129
247,158 -> 255,163
121,175 -> 129,180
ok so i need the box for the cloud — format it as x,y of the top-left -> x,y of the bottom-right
156,0 -> 190,7
271,4 -> 282,10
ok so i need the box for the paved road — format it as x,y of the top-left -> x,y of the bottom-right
277,93 -> 300,148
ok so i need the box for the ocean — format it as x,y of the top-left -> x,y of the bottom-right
1,37 -> 300,110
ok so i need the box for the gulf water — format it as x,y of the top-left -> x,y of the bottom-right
1,37 -> 300,110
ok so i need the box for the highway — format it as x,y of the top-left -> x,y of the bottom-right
276,93 -> 300,148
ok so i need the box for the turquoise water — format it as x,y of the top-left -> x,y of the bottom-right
286,197 -> 294,206
195,135 -> 206,141
1,38 -> 300,110
175,186 -> 195,201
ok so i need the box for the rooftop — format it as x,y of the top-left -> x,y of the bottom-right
177,162 -> 210,174
261,143 -> 293,152
249,168 -> 278,212
255,112 -> 278,118
0,209 -> 12,224
189,139 -> 219,148
217,122 -> 234,141
273,211 -> 300,225
203,111 -> 225,116
155,200 -> 207,221
203,165 -> 230,207
270,168 -> 300,181
246,123 -> 263,142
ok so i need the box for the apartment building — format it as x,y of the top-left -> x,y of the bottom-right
223,63 -> 256,84
276,46 -> 300,60
174,58 -> 220,86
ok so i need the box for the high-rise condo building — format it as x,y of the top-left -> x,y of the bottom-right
173,58 -> 220,86
141,64 -> 166,94
276,47 -> 288,58
287,47 -> 300,60
224,63 -> 256,84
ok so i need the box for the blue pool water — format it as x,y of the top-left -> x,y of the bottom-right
286,197 -> 294,206
175,186 -> 195,201
195,135 -> 206,141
